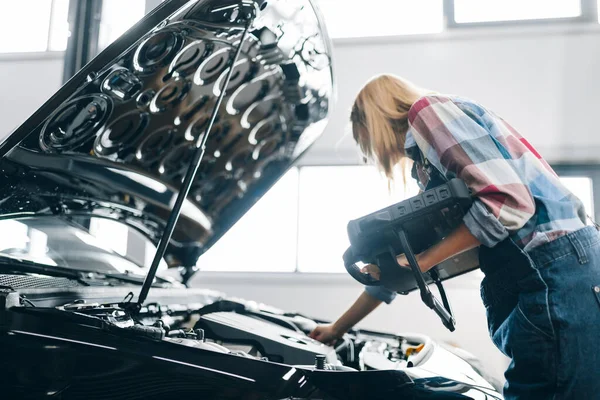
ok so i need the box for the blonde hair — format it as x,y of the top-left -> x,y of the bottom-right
351,74 -> 432,181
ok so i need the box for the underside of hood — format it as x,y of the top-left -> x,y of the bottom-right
0,0 -> 334,268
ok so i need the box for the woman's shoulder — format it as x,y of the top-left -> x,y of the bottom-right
412,93 -> 452,107
450,95 -> 487,112
413,93 -> 484,105
415,93 -> 482,108
408,93 -> 457,121
410,94 -> 488,119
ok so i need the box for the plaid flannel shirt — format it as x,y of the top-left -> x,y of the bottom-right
365,94 -> 587,304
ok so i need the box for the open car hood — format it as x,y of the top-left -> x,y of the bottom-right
0,0 -> 334,268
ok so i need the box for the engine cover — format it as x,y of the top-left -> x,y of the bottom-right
195,312 -> 337,365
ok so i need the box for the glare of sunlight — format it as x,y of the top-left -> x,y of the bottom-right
88,218 -> 129,256
0,220 -> 30,251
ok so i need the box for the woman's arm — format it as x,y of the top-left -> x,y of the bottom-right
408,95 -> 535,248
309,290 -> 382,344
397,223 -> 481,272
310,222 -> 480,344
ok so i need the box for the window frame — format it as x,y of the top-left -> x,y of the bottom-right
444,0 -> 598,28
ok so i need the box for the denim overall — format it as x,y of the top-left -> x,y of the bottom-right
413,158 -> 600,399
480,228 -> 600,399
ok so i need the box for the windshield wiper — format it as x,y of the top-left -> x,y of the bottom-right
0,255 -> 168,287
100,272 -> 172,286
0,255 -> 83,280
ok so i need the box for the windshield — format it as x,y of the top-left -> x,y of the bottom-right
0,217 -> 167,274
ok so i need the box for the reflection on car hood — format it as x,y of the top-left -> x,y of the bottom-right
0,0 -> 334,268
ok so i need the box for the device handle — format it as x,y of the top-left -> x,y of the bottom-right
342,247 -> 382,286
430,292 -> 456,332
396,229 -> 456,332
430,269 -> 453,315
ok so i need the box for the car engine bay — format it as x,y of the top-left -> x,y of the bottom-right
1,284 -> 502,398
48,296 -> 431,373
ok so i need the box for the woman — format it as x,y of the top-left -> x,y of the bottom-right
309,74 -> 600,399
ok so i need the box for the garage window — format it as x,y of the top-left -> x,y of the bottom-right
0,0 -> 69,53
4,0 -> 600,56
194,165 -> 600,274
98,0 -> 146,51
315,0 -> 444,39
553,165 -> 600,222
194,165 -> 418,274
559,176 -> 594,216
0,0 -> 146,54
447,0 -> 599,27
453,0 -> 582,24
48,0 -> 71,51
296,166 -> 418,273
197,169 -> 300,273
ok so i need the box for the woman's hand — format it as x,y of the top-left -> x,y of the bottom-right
358,253 -> 431,281
309,324 -> 342,345
360,264 -> 381,280
309,292 -> 384,346
396,254 -> 410,268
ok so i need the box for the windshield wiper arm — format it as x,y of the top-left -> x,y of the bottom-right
0,255 -> 83,281
101,272 -> 170,286
0,255 -> 167,287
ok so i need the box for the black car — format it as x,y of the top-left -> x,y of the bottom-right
0,1 -> 502,398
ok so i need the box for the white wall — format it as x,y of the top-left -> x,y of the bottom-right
302,24 -> 600,165
0,54 -> 64,139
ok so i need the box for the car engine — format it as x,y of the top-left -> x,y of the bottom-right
1,286 -> 502,398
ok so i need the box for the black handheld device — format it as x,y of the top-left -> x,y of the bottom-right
343,178 -> 480,332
